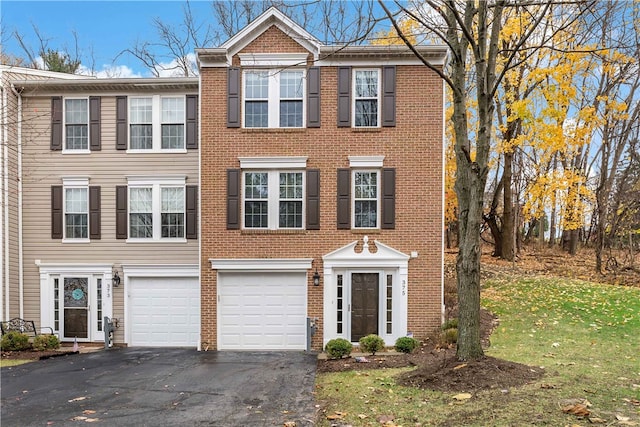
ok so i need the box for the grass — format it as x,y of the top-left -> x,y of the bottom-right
0,358 -> 32,368
315,276 -> 640,426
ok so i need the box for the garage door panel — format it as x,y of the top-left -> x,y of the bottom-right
218,272 -> 307,350
129,277 -> 200,347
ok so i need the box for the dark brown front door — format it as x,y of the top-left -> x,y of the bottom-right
63,277 -> 89,339
351,273 -> 379,341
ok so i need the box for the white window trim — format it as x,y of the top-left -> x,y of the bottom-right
242,68 -> 306,129
352,169 -> 381,229
61,177 -> 90,243
242,170 -> 305,230
239,156 -> 308,169
62,97 -> 90,154
352,68 -> 381,128
127,95 -> 187,153
348,155 -> 385,168
126,176 -> 187,242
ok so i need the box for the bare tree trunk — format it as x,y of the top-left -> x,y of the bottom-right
502,151 -> 515,261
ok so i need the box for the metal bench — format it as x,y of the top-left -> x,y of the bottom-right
0,317 -> 54,337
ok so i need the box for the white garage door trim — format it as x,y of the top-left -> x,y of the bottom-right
211,259 -> 312,351
123,265 -> 199,347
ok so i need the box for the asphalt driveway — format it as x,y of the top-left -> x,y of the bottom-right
1,348 -> 318,426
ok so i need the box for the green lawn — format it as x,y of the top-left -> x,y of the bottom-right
316,276 -> 640,426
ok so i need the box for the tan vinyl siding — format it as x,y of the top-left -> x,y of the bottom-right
20,93 -> 199,340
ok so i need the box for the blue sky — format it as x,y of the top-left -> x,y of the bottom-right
1,1 -> 222,77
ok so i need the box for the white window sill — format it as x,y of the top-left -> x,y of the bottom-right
126,149 -> 188,154
61,150 -> 91,155
125,238 -> 188,244
62,238 -> 91,244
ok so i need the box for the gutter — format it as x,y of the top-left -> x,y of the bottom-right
10,83 -> 24,318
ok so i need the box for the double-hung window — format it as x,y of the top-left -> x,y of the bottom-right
353,170 -> 379,228
127,177 -> 186,240
65,98 -> 89,150
64,186 -> 88,239
243,171 -> 304,229
244,69 -> 304,128
129,96 -> 186,151
353,69 -> 380,127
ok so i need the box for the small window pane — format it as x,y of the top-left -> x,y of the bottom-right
336,274 -> 343,334
161,124 -> 184,149
279,101 -> 302,127
354,201 -> 377,228
245,101 -> 268,127
280,71 -> 303,98
244,201 -> 268,228
65,99 -> 88,124
130,124 -> 153,149
161,97 -> 184,123
355,100 -> 378,127
245,72 -> 269,99
130,98 -> 152,123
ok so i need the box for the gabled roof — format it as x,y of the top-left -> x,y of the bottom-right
197,7 -> 320,67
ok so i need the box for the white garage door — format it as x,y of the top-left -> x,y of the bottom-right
218,272 -> 307,350
129,277 -> 200,347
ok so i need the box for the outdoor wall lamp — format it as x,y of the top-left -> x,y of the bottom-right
313,269 -> 321,287
112,269 -> 121,287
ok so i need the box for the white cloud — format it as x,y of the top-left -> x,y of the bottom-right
153,53 -> 198,77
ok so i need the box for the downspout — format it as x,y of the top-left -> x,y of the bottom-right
2,78 -> 8,321
10,83 -> 24,318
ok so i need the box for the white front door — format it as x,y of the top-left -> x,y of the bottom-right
53,274 -> 108,342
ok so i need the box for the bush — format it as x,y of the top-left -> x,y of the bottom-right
1,331 -> 31,351
441,328 -> 458,345
442,318 -> 458,330
32,334 -> 60,351
359,334 -> 385,355
325,338 -> 353,359
395,336 -> 419,353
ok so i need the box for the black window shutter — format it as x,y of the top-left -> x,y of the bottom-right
116,96 -> 128,150
186,95 -> 198,149
51,97 -> 63,151
307,67 -> 321,128
115,185 -> 128,239
381,168 -> 396,229
306,169 -> 320,230
382,66 -> 396,127
89,96 -> 101,151
337,67 -> 351,127
227,169 -> 240,229
227,68 -> 241,128
51,186 -> 63,239
337,169 -> 351,229
186,185 -> 198,239
89,186 -> 101,239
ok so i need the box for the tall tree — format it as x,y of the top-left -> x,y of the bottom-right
380,0 -> 586,360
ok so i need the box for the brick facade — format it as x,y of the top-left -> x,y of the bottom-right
199,18 -> 444,351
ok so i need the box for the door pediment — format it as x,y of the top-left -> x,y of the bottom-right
323,236 -> 409,268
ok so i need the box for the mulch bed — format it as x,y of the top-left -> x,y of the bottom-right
317,308 -> 545,392
1,349 -> 79,361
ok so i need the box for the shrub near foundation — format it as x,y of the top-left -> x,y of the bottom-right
395,336 -> 420,353
359,334 -> 385,355
0,331 -> 31,351
32,334 -> 61,351
325,338 -> 353,359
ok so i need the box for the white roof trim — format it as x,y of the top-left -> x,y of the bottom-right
239,156 -> 308,169
239,53 -> 309,67
220,7 -> 320,62
0,64 -> 91,79
348,156 -> 385,168
210,258 -> 313,271
62,177 -> 90,186
126,175 -> 187,185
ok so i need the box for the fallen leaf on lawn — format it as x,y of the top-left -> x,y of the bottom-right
562,403 -> 590,417
71,416 -> 87,421
377,414 -> 395,423
283,422 -> 296,427
616,415 -> 631,421
623,398 -> 640,406
68,396 -> 87,403
326,412 -> 346,420
540,383 -> 557,389
453,363 -> 467,370
358,414 -> 368,419
84,419 -> 99,423
452,393 -> 472,401
82,410 -> 96,415
588,417 -> 606,423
